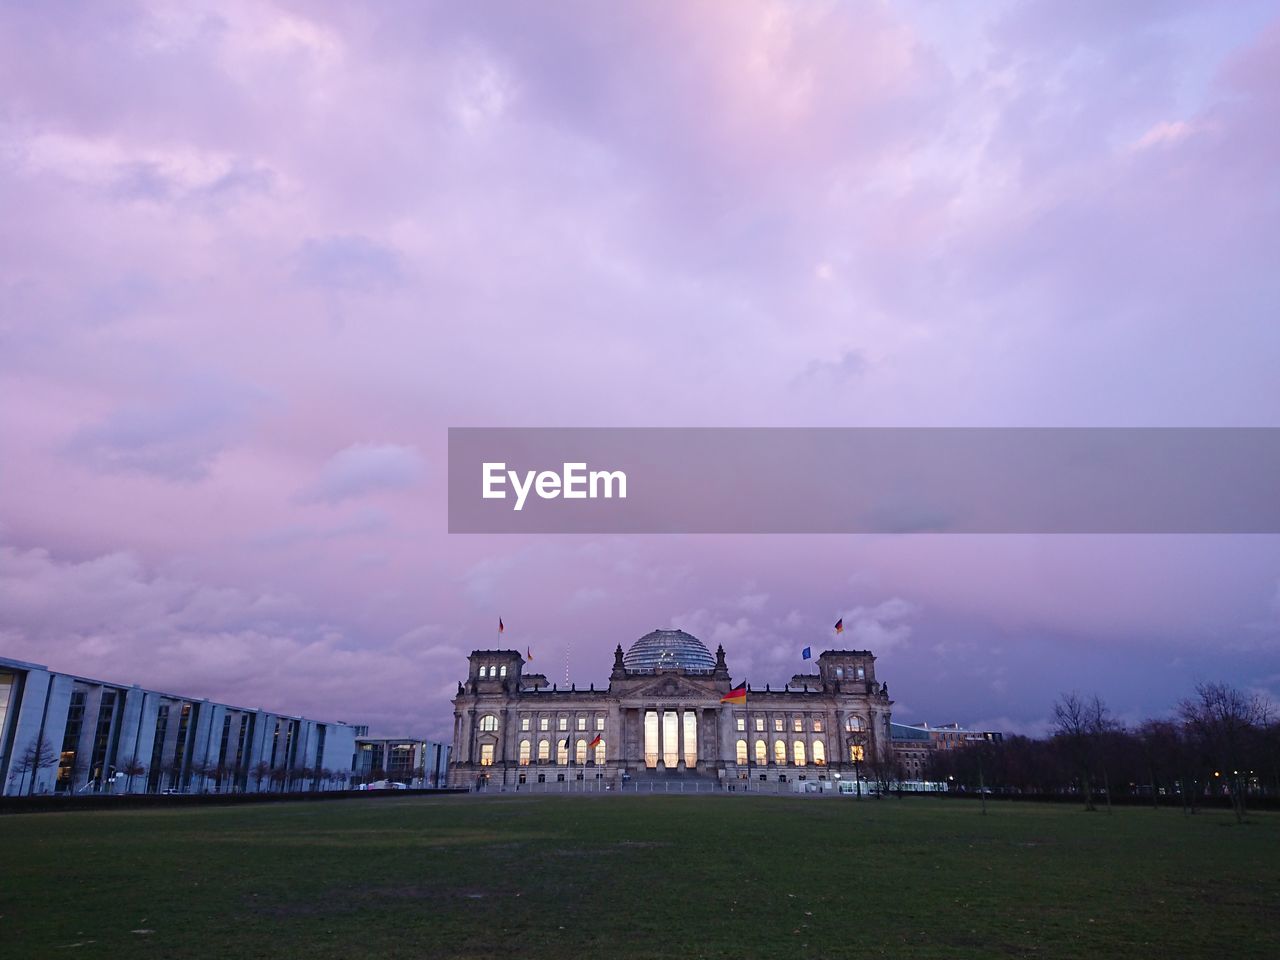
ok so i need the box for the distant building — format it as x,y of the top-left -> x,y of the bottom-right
449,628 -> 894,790
891,721 -> 1004,778
0,655 -> 360,797
354,737 -> 450,788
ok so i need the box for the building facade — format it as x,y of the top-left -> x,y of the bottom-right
0,655 -> 361,797
891,721 -> 1005,780
448,629 -> 894,789
354,737 -> 450,788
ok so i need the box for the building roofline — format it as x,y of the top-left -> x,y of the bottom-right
0,653 -> 358,728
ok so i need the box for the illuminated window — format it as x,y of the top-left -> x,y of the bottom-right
736,739 -> 748,764
558,718 -> 568,731
845,715 -> 865,732
596,717 -> 605,731
755,718 -> 764,732
683,711 -> 698,768
521,718 -> 530,731
538,739 -> 550,762
519,741 -> 531,765
479,666 -> 487,678
576,739 -> 588,764
793,741 -> 807,766
793,717 -> 803,733
594,738 -> 606,764
736,718 -> 745,732
849,744 -> 864,762
813,718 -> 823,732
755,739 -> 767,765
644,711 -> 659,768
479,715 -> 498,732
774,718 -> 784,732
663,711 -> 679,768
577,717 -> 587,731
774,740 -> 786,765
813,740 -> 826,765
500,665 -> 507,677
539,718 -> 549,731
557,739 -> 569,765
479,744 -> 494,766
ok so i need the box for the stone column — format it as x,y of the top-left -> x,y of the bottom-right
656,708 -> 665,770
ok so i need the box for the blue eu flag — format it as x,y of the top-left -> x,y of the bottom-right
802,646 -> 812,660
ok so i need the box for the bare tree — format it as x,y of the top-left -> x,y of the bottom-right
1179,681 -> 1269,823
250,760 -> 271,793
1053,692 -> 1099,811
1086,695 -> 1119,814
16,734 -> 58,796
118,756 -> 147,794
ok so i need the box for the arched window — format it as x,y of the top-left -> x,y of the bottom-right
538,739 -> 550,762
845,715 -> 865,733
519,740 -> 531,765
774,740 -> 786,765
755,740 -> 767,765
576,739 -> 588,764
479,666 -> 487,678
479,715 -> 499,732
812,740 -> 826,766
557,739 -> 569,765
735,739 -> 748,764
594,738 -> 606,765
793,740 -> 807,766
500,665 -> 507,677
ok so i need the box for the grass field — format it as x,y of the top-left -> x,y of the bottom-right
2,795 -> 1277,959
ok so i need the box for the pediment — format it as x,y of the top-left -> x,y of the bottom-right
614,673 -> 722,703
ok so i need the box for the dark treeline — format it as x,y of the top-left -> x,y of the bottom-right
923,681 -> 1277,822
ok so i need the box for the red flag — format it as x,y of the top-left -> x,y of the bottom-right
588,733 -> 602,749
720,684 -> 747,705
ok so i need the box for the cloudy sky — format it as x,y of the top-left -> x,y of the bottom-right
3,1 -> 1279,741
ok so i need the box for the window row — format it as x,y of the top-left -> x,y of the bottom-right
514,738 -> 606,765
733,739 -> 829,766
734,715 -> 867,733
518,715 -> 606,732
478,664 -> 508,678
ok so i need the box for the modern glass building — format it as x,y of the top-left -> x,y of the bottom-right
0,655 -> 364,797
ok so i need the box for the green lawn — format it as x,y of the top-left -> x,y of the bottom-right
2,795 -> 1277,959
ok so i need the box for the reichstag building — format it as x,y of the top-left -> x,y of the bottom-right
448,628 -> 892,789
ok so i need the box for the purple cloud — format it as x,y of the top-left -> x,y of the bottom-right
298,443 -> 425,504
1,2 -> 1278,737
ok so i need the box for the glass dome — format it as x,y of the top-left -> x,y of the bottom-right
623,628 -> 716,673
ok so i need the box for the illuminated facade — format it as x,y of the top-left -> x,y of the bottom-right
448,629 -> 894,789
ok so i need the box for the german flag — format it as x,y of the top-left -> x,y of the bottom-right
587,733 -> 602,749
834,617 -> 844,634
720,684 -> 747,705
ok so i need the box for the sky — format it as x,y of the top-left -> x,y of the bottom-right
2,1 -> 1279,743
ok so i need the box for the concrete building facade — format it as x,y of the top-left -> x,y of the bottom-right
354,737 -> 450,788
0,655 -> 361,797
448,629 -> 894,790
